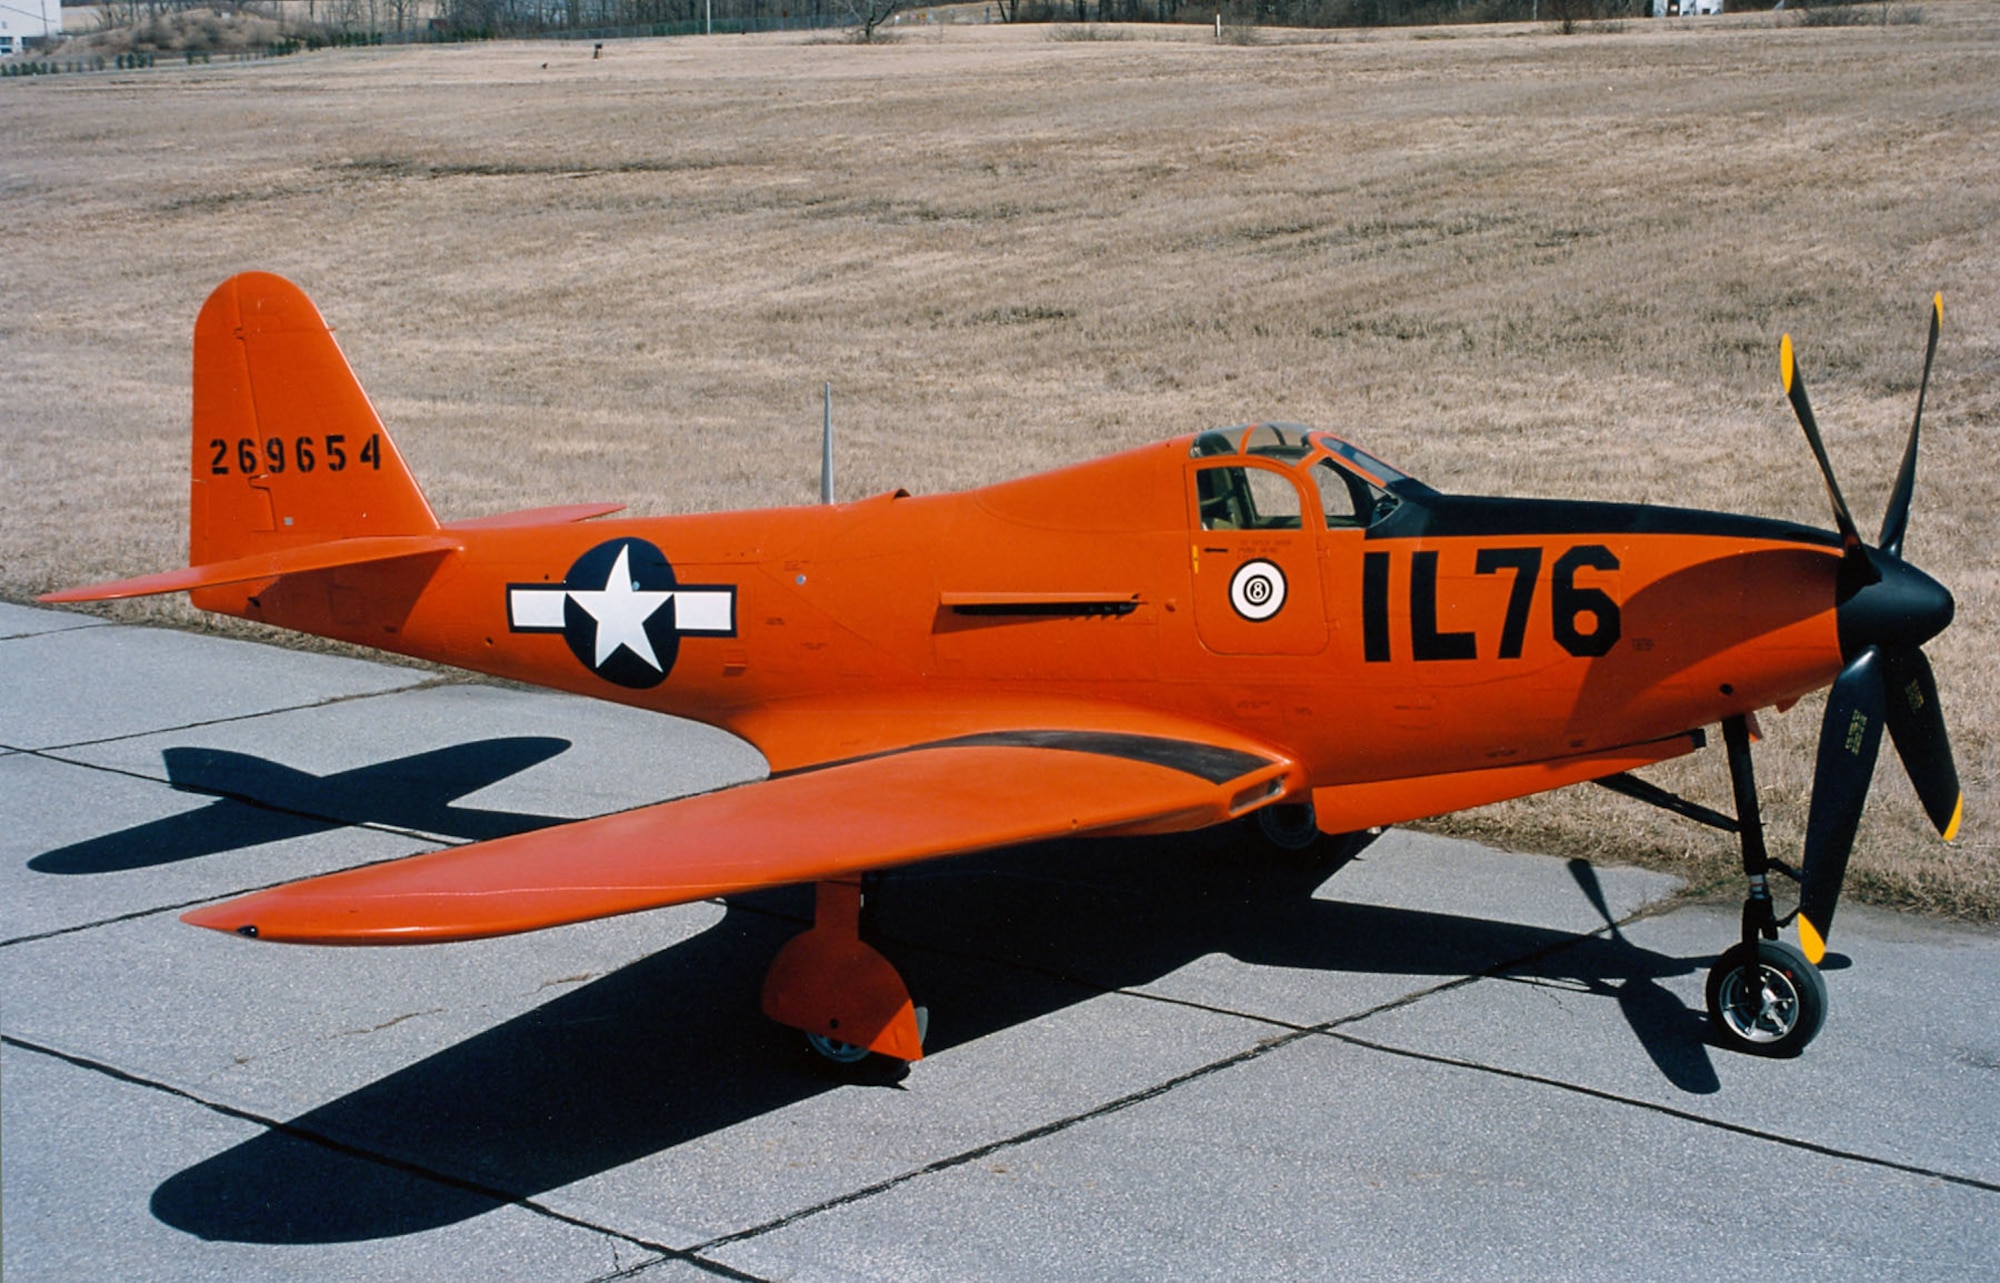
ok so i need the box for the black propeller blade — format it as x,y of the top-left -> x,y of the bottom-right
1781,333 -> 1878,594
1797,647 -> 1886,961
1782,297 -> 1961,965
1879,293 -> 1943,560
1880,645 -> 1962,839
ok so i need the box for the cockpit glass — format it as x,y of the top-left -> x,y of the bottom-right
1311,458 -> 1397,528
1310,432 -> 1413,486
1188,423 -> 1315,463
1189,425 -> 1415,488
1191,425 -> 1421,526
1197,464 -> 1305,531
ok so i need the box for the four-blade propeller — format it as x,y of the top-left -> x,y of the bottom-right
1783,294 -> 1961,963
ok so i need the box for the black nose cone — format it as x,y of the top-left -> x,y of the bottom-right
1838,553 -> 1954,659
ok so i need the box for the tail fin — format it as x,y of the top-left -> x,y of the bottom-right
190,272 -> 437,567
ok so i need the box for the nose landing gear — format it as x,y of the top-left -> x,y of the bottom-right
1707,714 -> 1827,1057
1598,713 -> 1829,1057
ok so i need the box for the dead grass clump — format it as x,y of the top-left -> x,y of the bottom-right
1047,22 -> 1130,41
64,8 -> 284,56
1796,1 -> 1925,25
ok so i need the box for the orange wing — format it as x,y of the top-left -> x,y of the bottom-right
182,730 -> 1291,945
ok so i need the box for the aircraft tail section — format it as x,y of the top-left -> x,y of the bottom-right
41,274 -> 454,619
189,272 -> 438,567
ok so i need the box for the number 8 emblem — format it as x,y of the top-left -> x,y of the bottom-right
1229,560 -> 1287,621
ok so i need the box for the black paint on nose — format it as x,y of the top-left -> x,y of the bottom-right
1838,552 -> 1954,660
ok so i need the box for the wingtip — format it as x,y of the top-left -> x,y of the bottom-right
182,903 -> 259,937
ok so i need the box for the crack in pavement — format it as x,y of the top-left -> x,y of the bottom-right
686,906 -> 2000,1262
1324,1026 -> 2000,1196
9,889 -> 1995,1281
1,676 -> 453,758
0,1034 -> 780,1283
0,619 -> 114,642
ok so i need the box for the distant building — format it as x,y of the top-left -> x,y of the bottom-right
1654,0 -> 1724,13
0,0 -> 62,56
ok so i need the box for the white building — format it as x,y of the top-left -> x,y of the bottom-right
0,0 -> 62,56
1654,0 -> 1724,13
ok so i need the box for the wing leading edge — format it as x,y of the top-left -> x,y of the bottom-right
183,731 -> 1292,945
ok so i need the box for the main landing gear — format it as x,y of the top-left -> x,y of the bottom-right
761,877 -> 927,1070
1599,714 -> 1827,1057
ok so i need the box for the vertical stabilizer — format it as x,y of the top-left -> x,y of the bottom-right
190,273 -> 438,568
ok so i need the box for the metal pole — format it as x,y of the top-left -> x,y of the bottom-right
820,382 -> 834,505
706,0 -> 712,34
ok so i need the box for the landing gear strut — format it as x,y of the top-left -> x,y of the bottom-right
1597,714 -> 1828,1056
1708,714 -> 1826,1057
761,877 -> 927,1069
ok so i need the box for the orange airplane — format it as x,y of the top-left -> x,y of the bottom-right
43,273 -> 1960,1065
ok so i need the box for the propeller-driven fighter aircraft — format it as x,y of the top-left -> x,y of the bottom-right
44,273 -> 1961,1065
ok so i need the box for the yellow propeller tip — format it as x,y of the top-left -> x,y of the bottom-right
1943,795 -> 1963,843
1780,334 -> 1795,390
1797,915 -> 1827,965
1933,292 -> 1943,325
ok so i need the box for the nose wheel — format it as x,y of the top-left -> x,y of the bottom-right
1705,939 -> 1827,1058
1600,715 -> 1834,1058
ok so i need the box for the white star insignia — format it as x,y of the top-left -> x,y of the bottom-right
565,546 -> 673,671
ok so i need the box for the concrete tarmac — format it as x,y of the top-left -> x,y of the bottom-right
3,600 -> 1996,1281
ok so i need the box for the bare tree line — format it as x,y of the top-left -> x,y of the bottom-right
433,0 -> 860,33
83,0 -> 1680,41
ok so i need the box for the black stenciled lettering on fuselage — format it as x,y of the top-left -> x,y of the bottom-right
209,433 -> 375,476
1361,543 -> 1619,663
1551,544 -> 1622,657
1362,551 -> 1392,663
1410,550 -> 1476,661
1474,546 -> 1543,660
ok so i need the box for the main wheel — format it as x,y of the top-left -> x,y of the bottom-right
804,1032 -> 872,1065
1705,939 -> 1827,1058
1256,802 -> 1322,852
801,1006 -> 928,1070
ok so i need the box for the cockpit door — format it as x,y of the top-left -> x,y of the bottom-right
1186,460 -> 1328,656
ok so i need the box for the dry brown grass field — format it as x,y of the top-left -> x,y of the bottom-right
3,8 -> 1995,919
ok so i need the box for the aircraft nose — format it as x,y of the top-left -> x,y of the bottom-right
1837,553 -> 1954,659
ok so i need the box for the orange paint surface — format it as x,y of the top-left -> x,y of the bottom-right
49,274 -> 1856,948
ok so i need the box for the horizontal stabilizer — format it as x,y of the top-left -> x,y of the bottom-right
38,535 -> 461,603
183,731 -> 1291,945
442,503 -> 626,531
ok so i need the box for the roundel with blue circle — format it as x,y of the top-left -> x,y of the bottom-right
504,537 -> 737,689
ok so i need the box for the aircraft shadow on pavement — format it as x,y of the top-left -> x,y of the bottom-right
29,738 -> 573,874
152,826 -> 1727,1246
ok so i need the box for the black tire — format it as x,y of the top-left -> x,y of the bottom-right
803,1032 -> 872,1065
1705,939 -> 1827,1058
801,1005 -> 928,1075
1255,802 -> 1323,852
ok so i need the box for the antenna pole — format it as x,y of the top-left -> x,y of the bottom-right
820,381 -> 834,505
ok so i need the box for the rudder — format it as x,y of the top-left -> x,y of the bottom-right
190,273 -> 438,568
